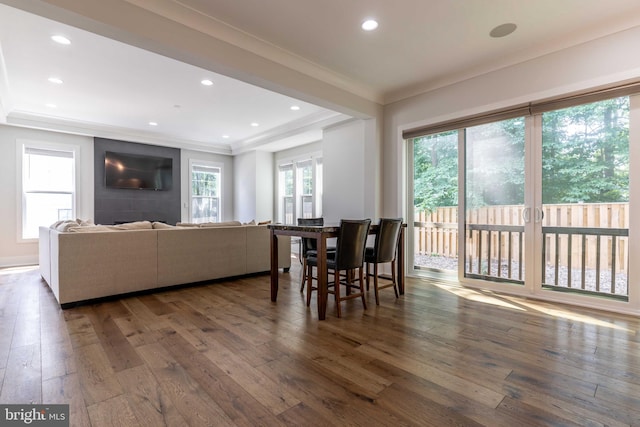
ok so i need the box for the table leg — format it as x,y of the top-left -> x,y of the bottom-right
270,229 -> 279,302
317,234 -> 328,320
398,226 -> 405,295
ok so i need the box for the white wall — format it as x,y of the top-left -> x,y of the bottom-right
255,151 -> 274,222
322,119 -> 378,224
383,25 -> 640,219
233,150 -> 275,223
0,125 -> 93,267
180,149 -> 234,222
233,151 -> 256,223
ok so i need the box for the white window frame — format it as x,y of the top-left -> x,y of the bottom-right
16,139 -> 79,242
276,153 -> 322,224
189,159 -> 223,223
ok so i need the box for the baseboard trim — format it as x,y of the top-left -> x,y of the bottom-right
0,255 -> 38,268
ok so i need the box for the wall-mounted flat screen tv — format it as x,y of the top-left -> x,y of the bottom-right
105,151 -> 172,190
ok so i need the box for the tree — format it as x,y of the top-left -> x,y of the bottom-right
542,97 -> 629,203
413,130 -> 458,213
412,96 -> 629,212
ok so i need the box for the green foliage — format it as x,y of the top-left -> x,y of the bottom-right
413,130 -> 458,213
412,96 -> 630,212
542,97 -> 629,203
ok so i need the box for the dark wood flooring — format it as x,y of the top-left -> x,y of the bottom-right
0,259 -> 639,426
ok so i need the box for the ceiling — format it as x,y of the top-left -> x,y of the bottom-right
2,0 -> 640,155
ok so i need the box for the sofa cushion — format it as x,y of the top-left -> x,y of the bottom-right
66,225 -> 117,232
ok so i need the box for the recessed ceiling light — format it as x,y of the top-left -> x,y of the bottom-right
290,105 -> 300,111
490,23 -> 517,38
51,35 -> 71,45
48,77 -> 63,85
222,135 -> 230,139
201,79 -> 213,86
45,103 -> 57,108
250,122 -> 259,127
149,121 -> 158,126
362,19 -> 378,31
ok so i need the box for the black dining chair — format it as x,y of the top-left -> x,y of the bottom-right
365,218 -> 403,305
298,217 -> 324,292
306,219 -> 371,317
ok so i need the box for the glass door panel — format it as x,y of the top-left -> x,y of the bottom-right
540,97 -> 629,300
412,131 -> 458,274
464,118 -> 526,284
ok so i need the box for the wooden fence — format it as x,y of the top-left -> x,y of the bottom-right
414,203 -> 629,275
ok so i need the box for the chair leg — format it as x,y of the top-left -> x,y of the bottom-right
373,263 -> 380,305
334,269 -> 341,318
392,260 -> 399,298
365,262 -> 370,291
306,264 -> 313,306
300,258 -> 307,292
359,267 -> 367,310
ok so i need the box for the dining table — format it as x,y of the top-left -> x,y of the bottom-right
268,222 -> 405,320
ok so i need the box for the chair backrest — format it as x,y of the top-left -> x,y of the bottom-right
335,219 -> 371,270
372,218 -> 403,263
298,217 -> 323,255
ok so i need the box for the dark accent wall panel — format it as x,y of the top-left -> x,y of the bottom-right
94,138 -> 181,225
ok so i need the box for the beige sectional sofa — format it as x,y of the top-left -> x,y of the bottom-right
39,222 -> 290,307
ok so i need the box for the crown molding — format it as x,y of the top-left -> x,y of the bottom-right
6,110 -> 234,155
230,110 -> 350,155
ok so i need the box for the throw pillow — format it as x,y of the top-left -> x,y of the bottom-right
112,221 -> 153,230
152,222 -> 175,229
55,220 -> 80,231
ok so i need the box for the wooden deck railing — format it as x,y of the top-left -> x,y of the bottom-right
415,203 -> 629,298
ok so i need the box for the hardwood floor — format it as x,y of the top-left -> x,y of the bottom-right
1,260 -> 639,426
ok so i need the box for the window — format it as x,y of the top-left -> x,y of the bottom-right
297,160 -> 313,219
19,142 -> 77,240
279,164 -> 294,224
277,156 -> 322,224
190,161 -> 222,223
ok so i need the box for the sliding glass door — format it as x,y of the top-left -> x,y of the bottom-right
408,94 -> 634,307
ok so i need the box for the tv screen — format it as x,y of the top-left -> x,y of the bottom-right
105,151 -> 172,190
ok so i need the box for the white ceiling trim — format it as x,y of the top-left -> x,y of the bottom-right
230,110 -> 351,155
6,110 -> 234,155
